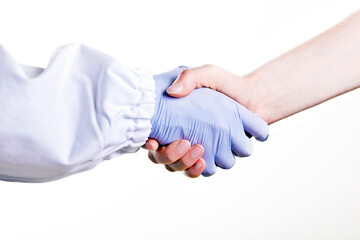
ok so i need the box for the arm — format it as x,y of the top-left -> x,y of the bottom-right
0,44 -> 156,182
169,11 -> 360,124
0,44 -> 264,182
242,10 -> 360,124
147,10 -> 360,176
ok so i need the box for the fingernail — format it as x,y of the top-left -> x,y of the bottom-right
191,145 -> 204,158
177,141 -> 190,155
166,83 -> 183,94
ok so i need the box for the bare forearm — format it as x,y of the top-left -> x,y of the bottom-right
243,10 -> 360,124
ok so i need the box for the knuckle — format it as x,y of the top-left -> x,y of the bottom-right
179,69 -> 194,80
203,64 -> 217,70
157,146 -> 176,164
180,159 -> 193,170
165,150 -> 180,163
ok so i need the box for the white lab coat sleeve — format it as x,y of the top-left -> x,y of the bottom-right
0,43 -> 156,182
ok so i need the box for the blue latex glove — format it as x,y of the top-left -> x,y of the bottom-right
149,67 -> 269,176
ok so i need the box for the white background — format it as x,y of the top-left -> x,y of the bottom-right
0,0 -> 359,239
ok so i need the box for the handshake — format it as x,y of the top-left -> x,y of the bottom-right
146,66 -> 269,177
0,44 -> 269,182
3,13 -> 357,183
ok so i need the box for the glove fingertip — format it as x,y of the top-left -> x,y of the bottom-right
201,159 -> 217,177
256,133 -> 269,142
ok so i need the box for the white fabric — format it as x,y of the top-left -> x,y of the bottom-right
0,43 -> 156,182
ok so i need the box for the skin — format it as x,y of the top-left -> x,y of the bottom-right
144,140 -> 205,178
143,10 -> 360,177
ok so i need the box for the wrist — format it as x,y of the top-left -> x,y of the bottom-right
241,72 -> 274,125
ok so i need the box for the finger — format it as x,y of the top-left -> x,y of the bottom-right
201,147 -> 217,177
166,67 -> 196,97
151,140 -> 191,164
166,64 -> 224,98
215,144 -> 236,170
184,158 -> 206,178
148,151 -> 157,164
165,164 -> 175,172
237,104 -> 269,141
231,127 -> 254,157
142,139 -> 159,151
166,144 -> 204,171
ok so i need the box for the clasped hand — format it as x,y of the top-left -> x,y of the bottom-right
148,67 -> 269,176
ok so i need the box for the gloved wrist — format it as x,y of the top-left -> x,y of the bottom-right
150,67 -> 185,133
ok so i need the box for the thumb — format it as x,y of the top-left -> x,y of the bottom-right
166,64 -> 225,98
166,68 -> 197,98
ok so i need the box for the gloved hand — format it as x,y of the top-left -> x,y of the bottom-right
149,67 -> 269,176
